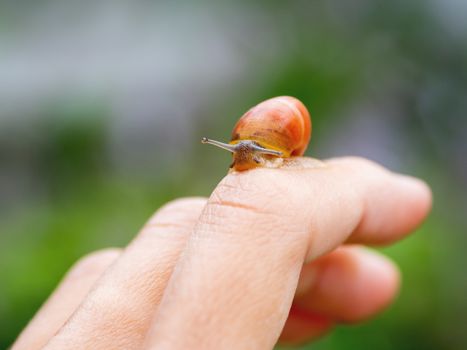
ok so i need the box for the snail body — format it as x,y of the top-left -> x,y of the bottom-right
202,96 -> 312,171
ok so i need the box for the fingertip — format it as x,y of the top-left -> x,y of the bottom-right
376,174 -> 432,245
347,172 -> 433,246
295,247 -> 400,323
341,247 -> 400,322
394,175 -> 433,223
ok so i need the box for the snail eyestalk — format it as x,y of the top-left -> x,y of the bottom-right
201,137 -> 283,157
250,144 -> 283,157
201,137 -> 237,153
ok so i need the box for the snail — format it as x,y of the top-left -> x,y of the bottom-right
202,96 -> 312,171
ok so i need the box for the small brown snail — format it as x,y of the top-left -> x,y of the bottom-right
202,96 -> 312,171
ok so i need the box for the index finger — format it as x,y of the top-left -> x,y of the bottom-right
144,157 -> 431,349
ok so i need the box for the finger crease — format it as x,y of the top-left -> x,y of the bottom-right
144,222 -> 192,230
210,199 -> 262,213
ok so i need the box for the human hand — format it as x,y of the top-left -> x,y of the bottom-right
13,157 -> 431,349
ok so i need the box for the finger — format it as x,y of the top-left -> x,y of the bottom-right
12,249 -> 121,350
44,197 -> 207,350
279,246 -> 399,345
279,306 -> 333,346
326,157 -> 432,245
296,246 -> 400,321
145,157 -> 431,349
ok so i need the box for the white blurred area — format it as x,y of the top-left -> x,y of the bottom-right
0,1 -> 247,166
1,0 -> 465,119
1,1 -> 242,110
0,0 -> 293,212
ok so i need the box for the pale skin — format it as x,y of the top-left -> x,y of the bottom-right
12,157 -> 432,349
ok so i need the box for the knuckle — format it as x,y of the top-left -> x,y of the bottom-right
159,197 -> 208,214
68,248 -> 121,279
200,172 -> 308,247
140,197 -> 207,239
147,197 -> 207,225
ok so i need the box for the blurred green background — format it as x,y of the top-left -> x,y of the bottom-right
1,0 -> 466,349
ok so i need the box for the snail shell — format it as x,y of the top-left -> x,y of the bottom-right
202,96 -> 312,171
